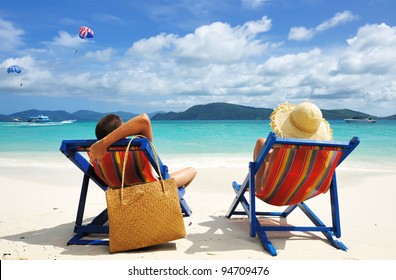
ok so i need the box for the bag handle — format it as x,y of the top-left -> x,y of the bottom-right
120,135 -> 165,201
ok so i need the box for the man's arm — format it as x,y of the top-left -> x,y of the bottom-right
89,113 -> 153,163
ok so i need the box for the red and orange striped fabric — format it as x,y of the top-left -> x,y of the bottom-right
256,144 -> 342,206
88,148 -> 157,188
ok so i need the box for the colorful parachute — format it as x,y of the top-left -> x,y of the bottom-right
79,26 -> 94,39
7,65 -> 22,74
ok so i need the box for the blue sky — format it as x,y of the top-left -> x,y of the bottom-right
1,0 -> 396,116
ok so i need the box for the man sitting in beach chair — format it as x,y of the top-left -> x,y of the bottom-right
60,113 -> 196,246
90,113 -> 196,189
227,102 -> 359,256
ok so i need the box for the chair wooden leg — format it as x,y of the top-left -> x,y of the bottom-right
298,202 -> 347,251
257,228 -> 277,256
177,187 -> 192,216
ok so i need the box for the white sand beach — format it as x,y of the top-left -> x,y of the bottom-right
1,162 -> 396,262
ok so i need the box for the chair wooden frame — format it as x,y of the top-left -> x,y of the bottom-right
60,137 -> 192,246
226,132 -> 360,256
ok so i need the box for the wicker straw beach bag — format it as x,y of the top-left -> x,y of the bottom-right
105,135 -> 186,253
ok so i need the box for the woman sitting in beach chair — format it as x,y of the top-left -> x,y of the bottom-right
253,102 -> 333,194
227,101 -> 360,256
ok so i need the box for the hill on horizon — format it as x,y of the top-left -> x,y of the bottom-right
0,109 -> 139,122
151,102 -> 395,120
152,102 -> 273,120
1,103 -> 395,121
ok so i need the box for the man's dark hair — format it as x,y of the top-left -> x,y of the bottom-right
95,114 -> 122,140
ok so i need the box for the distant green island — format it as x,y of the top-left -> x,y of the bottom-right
1,102 -> 395,122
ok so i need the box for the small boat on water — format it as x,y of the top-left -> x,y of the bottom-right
344,117 -> 376,123
11,117 -> 22,122
27,114 -> 51,123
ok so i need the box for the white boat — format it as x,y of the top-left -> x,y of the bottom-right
344,117 -> 376,123
11,117 -> 22,122
27,114 -> 51,122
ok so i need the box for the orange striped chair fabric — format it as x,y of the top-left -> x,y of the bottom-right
256,144 -> 342,206
87,148 -> 157,188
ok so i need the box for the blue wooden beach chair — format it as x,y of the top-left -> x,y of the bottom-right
226,132 -> 360,256
59,137 -> 192,246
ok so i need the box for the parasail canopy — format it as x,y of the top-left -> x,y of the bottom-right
79,26 -> 94,39
7,65 -> 22,74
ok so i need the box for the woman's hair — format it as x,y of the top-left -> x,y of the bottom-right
95,114 -> 122,139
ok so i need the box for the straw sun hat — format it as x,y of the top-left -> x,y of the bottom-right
270,102 -> 333,140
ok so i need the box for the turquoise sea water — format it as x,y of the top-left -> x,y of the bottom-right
0,120 -> 395,170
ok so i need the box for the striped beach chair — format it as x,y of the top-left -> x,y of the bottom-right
226,132 -> 360,256
90,147 -> 157,188
60,137 -> 191,246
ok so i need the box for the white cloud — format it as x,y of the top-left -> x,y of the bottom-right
0,18 -> 24,52
280,23 -> 396,115
316,11 -> 358,32
1,55 -> 36,72
241,16 -> 272,36
346,23 -> 396,50
337,23 -> 396,74
263,48 -> 322,74
174,21 -> 263,62
127,16 -> 272,63
0,55 -> 53,90
128,33 -> 177,57
241,0 -> 269,9
49,31 -> 85,48
85,48 -> 116,62
288,27 -> 314,41
289,11 -> 358,41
